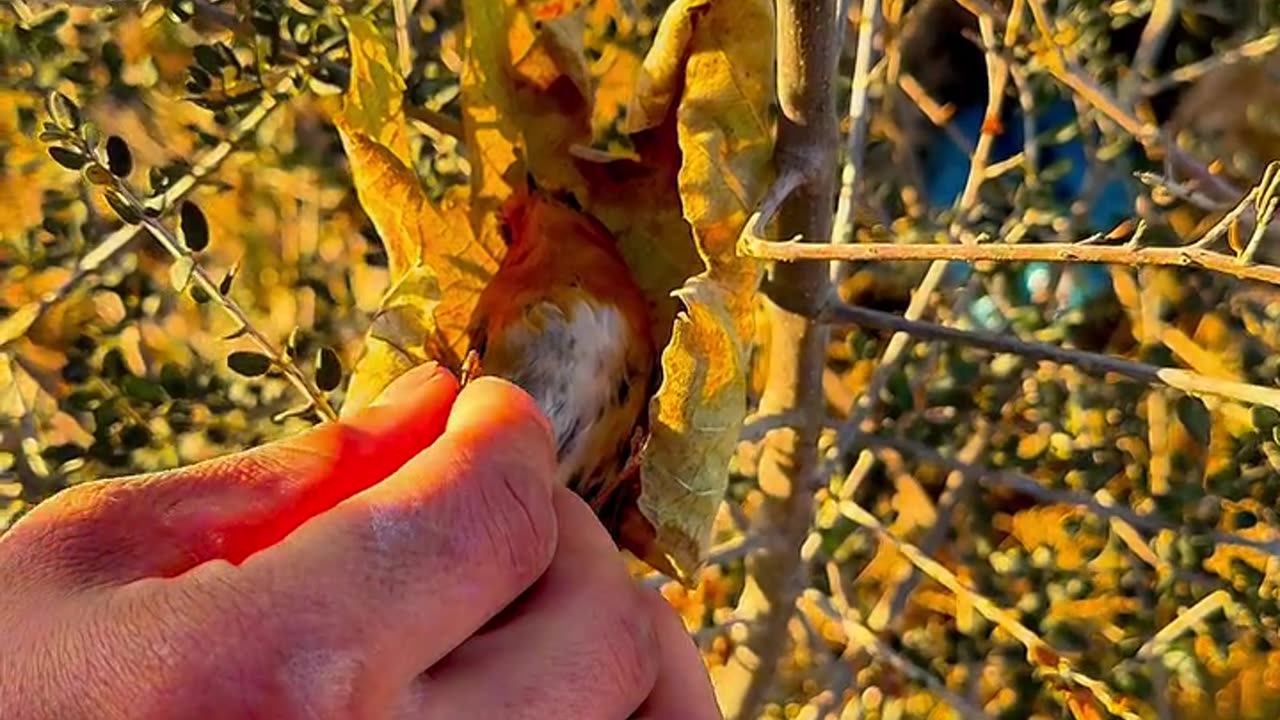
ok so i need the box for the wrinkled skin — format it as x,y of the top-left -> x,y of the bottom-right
0,364 -> 719,720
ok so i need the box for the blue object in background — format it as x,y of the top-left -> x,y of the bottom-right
920,97 -> 1134,325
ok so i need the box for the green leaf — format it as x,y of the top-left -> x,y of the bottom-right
121,376 -> 168,404
30,8 -> 68,33
1251,405 -> 1280,432
169,256 -> 195,291
150,166 -> 172,193
227,350 -> 273,377
47,146 -> 86,170
105,136 -> 133,177
315,346 -> 342,392
81,122 -> 100,150
102,348 -> 127,379
218,260 -> 239,295
180,201 -> 209,251
47,91 -> 80,130
285,327 -> 303,361
1176,395 -> 1212,446
192,44 -> 223,74
82,163 -> 114,185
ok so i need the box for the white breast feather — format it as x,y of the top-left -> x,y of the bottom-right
483,298 -> 631,487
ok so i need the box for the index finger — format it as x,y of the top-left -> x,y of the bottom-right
3,362 -> 460,585
231,377 -> 559,683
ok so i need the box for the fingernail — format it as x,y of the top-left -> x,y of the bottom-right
370,362 -> 450,408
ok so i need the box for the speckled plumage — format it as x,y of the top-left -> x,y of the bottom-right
466,188 -> 654,513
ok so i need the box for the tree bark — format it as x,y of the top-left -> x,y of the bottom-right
714,0 -> 841,716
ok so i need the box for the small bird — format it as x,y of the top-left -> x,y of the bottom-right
465,182 -> 656,524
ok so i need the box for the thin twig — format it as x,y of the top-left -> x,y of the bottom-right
809,593 -> 994,720
956,0 -> 1258,213
1136,590 -> 1233,660
956,14 -> 1008,214
820,300 -> 1280,408
742,237 -> 1280,287
391,0 -> 413,78
119,185 -> 338,421
856,434 -> 1280,557
839,500 -> 1143,720
1142,29 -> 1280,96
830,0 -> 881,268
404,104 -> 465,141
1124,0 -> 1180,103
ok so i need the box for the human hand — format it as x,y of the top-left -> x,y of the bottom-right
0,363 -> 719,720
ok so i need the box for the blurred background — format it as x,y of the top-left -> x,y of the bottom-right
5,0 -> 1280,717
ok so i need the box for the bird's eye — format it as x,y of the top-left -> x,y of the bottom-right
498,220 -> 513,246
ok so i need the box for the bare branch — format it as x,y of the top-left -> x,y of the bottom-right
839,500 -> 1143,719
856,433 -> 1280,557
742,236 -> 1280,287
808,592 -> 994,720
392,0 -> 413,78
715,0 -> 842,716
821,300 -> 1280,407
830,0 -> 881,267
1123,0 -> 1180,102
404,104 -> 466,141
956,14 -> 1008,213
1141,29 -> 1280,96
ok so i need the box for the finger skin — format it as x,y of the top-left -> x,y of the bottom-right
1,363 -> 459,586
631,589 -> 722,720
228,377 -> 560,707
401,488 -> 660,720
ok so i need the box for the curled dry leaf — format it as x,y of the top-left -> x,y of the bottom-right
335,15 -> 503,414
338,0 -> 774,580
460,0 -> 595,246
625,0 -> 775,580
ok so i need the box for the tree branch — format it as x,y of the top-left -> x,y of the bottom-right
830,0 -> 881,280
856,432 -> 1280,558
742,237 -> 1280,287
839,499 -> 1143,720
821,300 -> 1280,407
714,0 -> 841,715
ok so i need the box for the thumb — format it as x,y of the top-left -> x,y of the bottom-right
5,362 -> 459,586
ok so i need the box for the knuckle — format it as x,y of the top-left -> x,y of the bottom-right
3,481 -> 132,581
466,448 -> 557,585
269,646 -> 369,720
